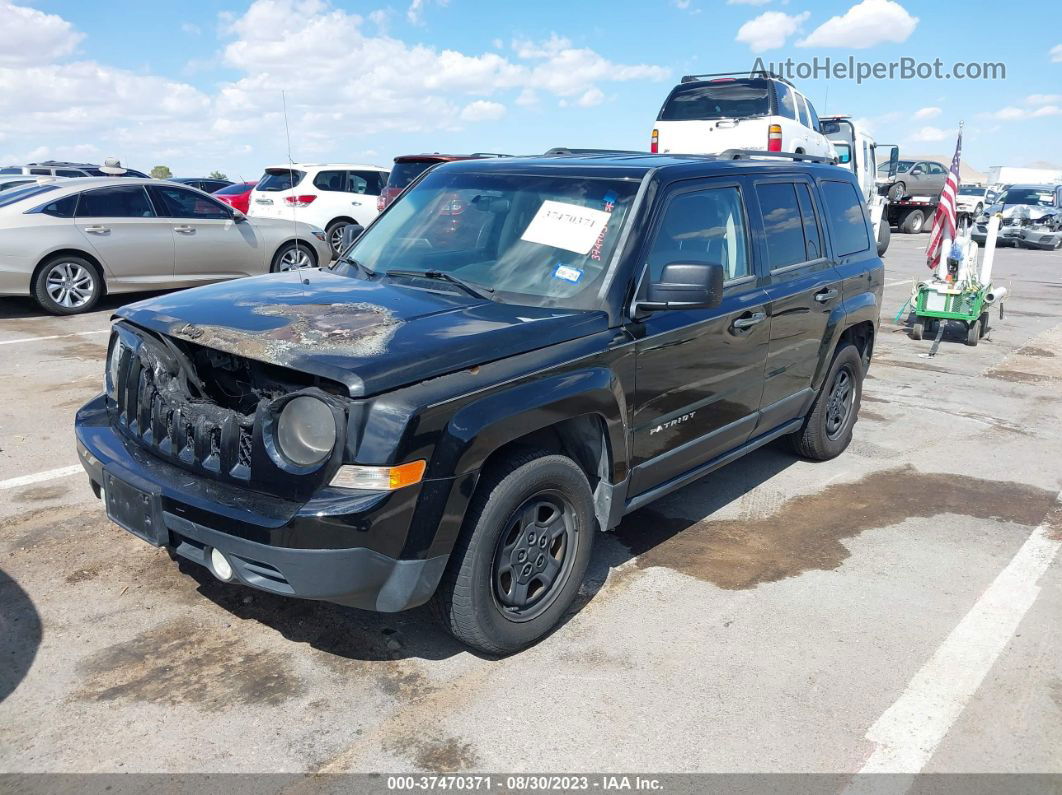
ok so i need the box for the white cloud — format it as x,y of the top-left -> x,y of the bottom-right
1051,44 -> 1062,63
908,126 -> 946,142
577,87 -> 605,107
986,104 -> 1062,121
735,11 -> 810,53
673,0 -> 691,7
0,0 -> 668,170
407,0 -> 448,25
459,100 -> 506,122
0,0 -> 83,66
1026,94 -> 1061,105
797,0 -> 918,49
914,106 -> 941,119
181,22 -> 202,35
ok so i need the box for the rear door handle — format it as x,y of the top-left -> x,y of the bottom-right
83,225 -> 109,234
174,225 -> 195,234
815,288 -> 839,303
732,311 -> 767,330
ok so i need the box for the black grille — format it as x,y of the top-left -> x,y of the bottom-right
115,343 -> 256,481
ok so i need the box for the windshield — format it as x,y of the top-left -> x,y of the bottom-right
388,161 -> 438,191
879,160 -> 913,174
345,169 -> 641,309
958,186 -> 984,196
659,79 -> 771,121
257,169 -> 305,191
0,183 -> 58,208
1000,188 -> 1056,206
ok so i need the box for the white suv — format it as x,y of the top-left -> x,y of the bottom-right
651,73 -> 835,159
248,163 -> 389,257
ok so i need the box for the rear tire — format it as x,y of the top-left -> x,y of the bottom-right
270,241 -> 317,272
325,220 -> 356,258
900,209 -> 925,234
979,311 -> 990,337
966,318 -> 981,346
33,255 -> 103,315
910,319 -> 924,341
431,450 -> 595,655
790,344 -> 863,461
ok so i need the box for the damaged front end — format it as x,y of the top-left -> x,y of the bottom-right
106,321 -> 351,502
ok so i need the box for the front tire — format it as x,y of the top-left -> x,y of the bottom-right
888,182 -> 906,201
33,255 -> 102,315
876,218 -> 891,256
966,318 -> 981,346
790,344 -> 863,461
270,241 -> 317,272
432,450 -> 595,655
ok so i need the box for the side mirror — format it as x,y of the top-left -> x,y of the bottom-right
910,167 -> 924,176
341,223 -> 364,247
638,262 -> 725,312
232,209 -> 247,222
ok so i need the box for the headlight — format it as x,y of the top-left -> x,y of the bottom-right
275,396 -> 337,467
106,338 -> 123,399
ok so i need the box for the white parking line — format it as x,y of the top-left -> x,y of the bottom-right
0,329 -> 109,346
856,499 -> 1061,774
885,279 -> 913,287
0,464 -> 83,490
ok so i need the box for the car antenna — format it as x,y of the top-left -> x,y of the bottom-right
282,89 -> 309,290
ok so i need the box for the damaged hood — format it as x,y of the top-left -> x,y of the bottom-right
987,202 -> 1057,221
115,271 -> 609,396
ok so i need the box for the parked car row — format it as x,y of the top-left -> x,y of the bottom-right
0,178 -> 330,314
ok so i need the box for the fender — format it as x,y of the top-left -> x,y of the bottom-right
813,288 -> 879,389
436,367 -> 628,482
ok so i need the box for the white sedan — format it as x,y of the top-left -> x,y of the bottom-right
0,177 -> 331,314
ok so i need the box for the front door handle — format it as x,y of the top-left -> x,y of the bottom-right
732,311 -> 767,330
173,225 -> 195,234
83,225 -> 109,234
815,288 -> 839,303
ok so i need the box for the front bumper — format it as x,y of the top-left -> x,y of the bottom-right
1019,228 -> 1062,250
971,224 -> 1024,245
75,394 -> 456,612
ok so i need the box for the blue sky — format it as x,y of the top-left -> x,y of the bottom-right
2,0 -> 1060,179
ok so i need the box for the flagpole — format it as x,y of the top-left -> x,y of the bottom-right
935,121 -> 963,281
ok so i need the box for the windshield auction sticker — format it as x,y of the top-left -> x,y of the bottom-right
520,200 -> 612,255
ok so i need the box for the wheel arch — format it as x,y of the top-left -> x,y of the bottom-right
32,248 -> 108,295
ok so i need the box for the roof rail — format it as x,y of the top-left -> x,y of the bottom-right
718,149 -> 838,165
469,152 -> 512,158
543,147 -> 648,156
679,70 -> 794,88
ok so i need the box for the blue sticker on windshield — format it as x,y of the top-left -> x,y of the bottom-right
553,264 -> 583,283
602,191 -> 618,209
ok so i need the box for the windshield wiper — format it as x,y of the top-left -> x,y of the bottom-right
386,269 -> 495,301
335,254 -> 374,277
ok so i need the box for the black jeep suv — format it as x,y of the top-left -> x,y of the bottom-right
75,152 -> 882,654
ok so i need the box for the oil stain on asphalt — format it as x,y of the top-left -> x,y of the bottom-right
388,733 -> 480,772
76,616 -> 305,709
614,466 -> 1057,590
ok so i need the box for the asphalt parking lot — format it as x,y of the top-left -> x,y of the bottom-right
0,235 -> 1060,775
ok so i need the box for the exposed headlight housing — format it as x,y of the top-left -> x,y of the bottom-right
275,396 -> 337,468
311,228 -> 326,242
106,337 -> 123,399
330,460 -> 426,491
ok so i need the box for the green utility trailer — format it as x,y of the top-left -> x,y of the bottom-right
909,282 -> 991,346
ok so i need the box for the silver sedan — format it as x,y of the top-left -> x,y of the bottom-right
0,177 -> 332,314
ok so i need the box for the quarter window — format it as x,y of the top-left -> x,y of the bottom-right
38,194 -> 77,218
151,185 -> 231,218
349,171 -> 384,194
75,186 -> 155,218
648,186 -> 750,282
56,169 -> 86,178
796,95 -> 811,127
820,180 -> 870,256
806,100 -> 821,132
313,170 -> 347,192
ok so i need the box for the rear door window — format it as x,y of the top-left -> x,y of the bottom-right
56,169 -> 85,177
755,183 -> 807,269
75,186 -> 155,218
150,185 -> 231,219
658,79 -> 772,121
795,95 -> 811,127
820,180 -> 870,256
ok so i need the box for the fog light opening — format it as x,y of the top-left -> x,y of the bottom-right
209,547 -> 235,582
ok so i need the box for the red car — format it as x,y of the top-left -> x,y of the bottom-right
378,153 -> 508,211
212,181 -> 258,214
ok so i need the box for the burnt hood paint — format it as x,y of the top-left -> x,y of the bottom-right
115,271 -> 608,397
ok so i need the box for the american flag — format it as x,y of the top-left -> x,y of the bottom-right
926,127 -> 962,271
